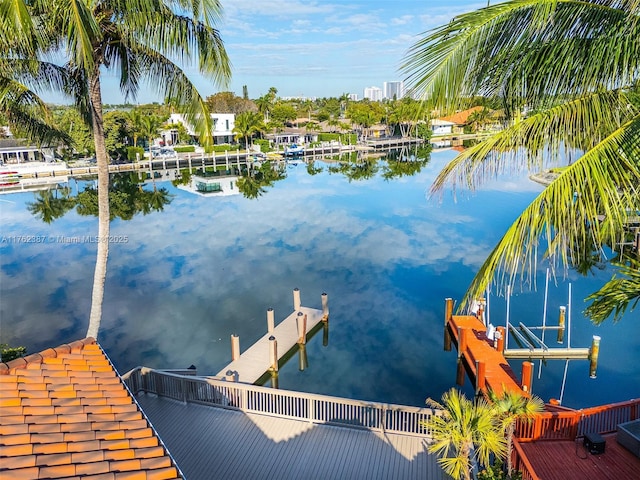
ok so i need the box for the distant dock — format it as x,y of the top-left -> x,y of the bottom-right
217,289 -> 329,384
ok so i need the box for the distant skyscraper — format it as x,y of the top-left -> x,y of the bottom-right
348,93 -> 359,101
383,81 -> 404,100
363,86 -> 383,101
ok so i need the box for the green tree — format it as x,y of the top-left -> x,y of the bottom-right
53,107 -> 94,159
233,111 -> 264,148
139,115 -> 165,159
402,1 -> 640,317
423,388 -> 506,480
103,111 -> 131,162
270,102 -> 297,126
206,91 -> 255,114
488,390 -> 544,477
21,0 -> 230,340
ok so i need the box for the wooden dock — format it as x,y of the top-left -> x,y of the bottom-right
217,290 -> 328,384
445,301 -> 525,396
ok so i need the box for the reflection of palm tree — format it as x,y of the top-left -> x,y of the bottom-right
27,188 -> 77,224
237,161 -> 286,199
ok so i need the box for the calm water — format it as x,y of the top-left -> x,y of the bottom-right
1,148 -> 638,408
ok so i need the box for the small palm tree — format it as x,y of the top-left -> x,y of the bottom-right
488,390 -> 544,476
423,388 -> 506,480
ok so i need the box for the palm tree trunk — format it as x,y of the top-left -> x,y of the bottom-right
86,70 -> 110,340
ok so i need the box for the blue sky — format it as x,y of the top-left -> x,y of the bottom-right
91,0 -> 486,104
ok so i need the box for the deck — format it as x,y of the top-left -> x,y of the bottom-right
135,393 -> 448,480
448,314 -> 523,395
516,433 -> 640,480
217,305 -> 326,384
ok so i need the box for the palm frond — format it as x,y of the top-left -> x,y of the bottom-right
585,263 -> 640,323
430,90 -> 636,195
460,115 -> 640,309
402,0 -> 640,113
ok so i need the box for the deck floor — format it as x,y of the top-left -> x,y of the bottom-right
136,393 -> 450,480
519,433 -> 640,480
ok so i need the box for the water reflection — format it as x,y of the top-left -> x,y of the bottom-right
26,172 -> 173,224
1,148 -> 638,409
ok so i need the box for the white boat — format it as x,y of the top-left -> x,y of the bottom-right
283,144 -> 304,156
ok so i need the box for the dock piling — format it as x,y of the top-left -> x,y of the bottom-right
269,336 -> 278,372
297,312 -> 307,344
475,360 -> 486,395
557,306 -> 566,344
293,288 -> 301,311
458,327 -> 468,357
521,361 -> 533,393
496,327 -> 505,353
231,335 -> 240,361
267,308 -> 275,334
589,335 -> 601,378
321,292 -> 329,321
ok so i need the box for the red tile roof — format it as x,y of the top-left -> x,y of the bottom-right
0,338 -> 181,479
439,106 -> 485,126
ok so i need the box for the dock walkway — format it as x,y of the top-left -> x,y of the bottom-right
447,313 -> 524,395
217,290 -> 328,384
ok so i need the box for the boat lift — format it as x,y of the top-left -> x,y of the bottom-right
483,269 -> 601,403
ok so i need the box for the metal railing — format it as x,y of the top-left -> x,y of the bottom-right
122,367 -> 435,437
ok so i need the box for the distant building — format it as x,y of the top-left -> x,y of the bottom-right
363,86 -> 383,102
347,93 -> 359,101
168,113 -> 235,145
383,81 -> 404,100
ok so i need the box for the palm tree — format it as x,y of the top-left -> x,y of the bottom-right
488,390 -> 544,476
22,0 -> 230,339
423,388 -> 506,480
402,1 -> 640,317
233,111 -> 264,149
140,115 -> 165,160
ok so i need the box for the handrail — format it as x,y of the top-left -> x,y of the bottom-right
511,439 -> 541,480
122,367 -> 436,437
516,398 -> 640,441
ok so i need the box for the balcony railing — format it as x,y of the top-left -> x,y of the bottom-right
123,367 -> 435,437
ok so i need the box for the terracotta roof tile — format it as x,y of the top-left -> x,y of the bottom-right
0,338 -> 182,479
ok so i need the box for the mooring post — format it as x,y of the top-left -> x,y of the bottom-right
297,312 -> 307,344
444,298 -> 454,326
521,361 -> 534,393
456,359 -> 465,386
458,327 -> 468,358
267,308 -> 275,334
321,292 -> 329,321
589,335 -> 601,379
475,360 -> 486,395
496,326 -> 505,353
231,335 -> 240,361
557,306 -> 566,343
269,336 -> 278,372
293,287 -> 301,311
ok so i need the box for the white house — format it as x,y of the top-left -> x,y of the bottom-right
167,113 -> 235,145
429,118 -> 455,135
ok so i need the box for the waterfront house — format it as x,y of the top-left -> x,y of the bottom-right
166,113 -> 235,146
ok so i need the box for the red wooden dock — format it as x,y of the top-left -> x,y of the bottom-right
447,313 -> 525,396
